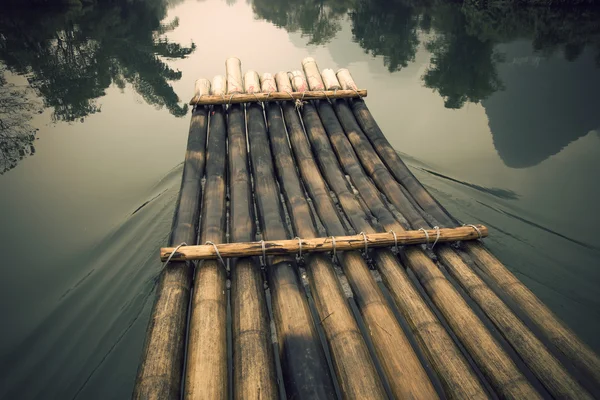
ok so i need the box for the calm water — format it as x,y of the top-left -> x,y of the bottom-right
1,0 -> 599,397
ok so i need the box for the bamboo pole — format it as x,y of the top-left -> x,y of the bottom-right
328,71 -> 592,399
244,72 -> 335,399
161,226 -> 488,261
262,79 -> 386,399
228,90 -> 278,397
287,85 -> 489,400
339,67 -> 600,391
133,80 -> 210,399
184,79 -> 228,398
291,70 -> 489,399
301,68 -> 540,399
188,89 -> 367,105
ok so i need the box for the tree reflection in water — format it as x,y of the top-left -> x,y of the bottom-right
0,0 -> 195,123
252,0 -> 600,168
0,0 -> 195,173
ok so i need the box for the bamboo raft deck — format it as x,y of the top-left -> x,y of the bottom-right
133,58 -> 600,400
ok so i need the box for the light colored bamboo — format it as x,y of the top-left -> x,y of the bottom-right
161,226 -> 487,261
303,66 -> 540,399
340,67 -> 600,392
133,81 -> 210,399
245,78 -> 335,399
228,97 -> 278,399
263,91 -> 387,399
189,89 -> 367,105
184,99 -> 228,399
465,240 -> 600,389
289,72 -> 475,399
329,69 -> 592,399
226,57 -> 243,94
291,90 -> 489,399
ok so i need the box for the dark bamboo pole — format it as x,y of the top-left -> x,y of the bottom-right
327,72 -> 592,399
261,76 -> 386,399
339,68 -> 600,391
133,80 -> 210,399
184,77 -> 228,399
283,70 -> 486,399
244,72 -> 336,399
301,68 -> 540,400
228,98 -> 278,398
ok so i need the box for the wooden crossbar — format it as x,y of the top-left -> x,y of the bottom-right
160,225 -> 487,262
189,89 -> 367,106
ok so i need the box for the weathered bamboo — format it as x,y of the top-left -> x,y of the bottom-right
337,68 -> 456,228
161,226 -> 488,261
291,70 -> 490,399
328,71 -> 592,399
189,89 -> 367,105
339,67 -> 600,391
302,68 -> 540,399
245,74 -> 335,399
184,92 -> 228,399
228,98 -> 278,398
133,80 -> 210,400
262,83 -> 386,399
288,87 -> 489,399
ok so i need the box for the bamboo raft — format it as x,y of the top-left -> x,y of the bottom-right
133,58 -> 600,400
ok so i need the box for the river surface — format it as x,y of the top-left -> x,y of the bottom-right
0,0 -> 599,398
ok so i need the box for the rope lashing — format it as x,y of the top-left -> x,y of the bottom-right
463,224 -> 483,240
418,228 -> 430,248
205,241 -> 226,269
389,230 -> 399,253
330,236 -> 337,263
359,232 -> 369,254
294,236 -> 304,262
164,242 -> 187,265
431,226 -> 441,250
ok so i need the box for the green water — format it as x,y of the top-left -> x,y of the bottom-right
0,0 -> 598,397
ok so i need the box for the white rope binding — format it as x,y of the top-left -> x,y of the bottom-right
431,226 -> 441,250
205,241 -> 226,269
330,236 -> 337,263
359,232 -> 369,255
164,242 -> 187,265
463,224 -> 483,240
389,230 -> 399,254
418,228 -> 430,248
